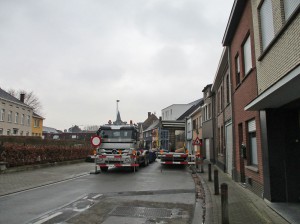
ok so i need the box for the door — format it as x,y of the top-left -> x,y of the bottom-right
225,123 -> 233,176
205,139 -> 210,161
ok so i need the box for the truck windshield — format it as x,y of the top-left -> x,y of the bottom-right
99,130 -> 134,139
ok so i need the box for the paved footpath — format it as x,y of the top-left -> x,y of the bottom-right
0,161 -> 93,196
197,161 -> 293,224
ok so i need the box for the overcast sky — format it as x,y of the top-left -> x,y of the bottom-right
0,0 -> 234,131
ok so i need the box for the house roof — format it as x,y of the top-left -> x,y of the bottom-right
142,113 -> 158,130
177,98 -> 204,120
0,88 -> 31,108
43,126 -> 59,134
33,112 -> 45,120
143,119 -> 159,132
211,47 -> 229,91
222,0 -> 247,46
162,98 -> 202,110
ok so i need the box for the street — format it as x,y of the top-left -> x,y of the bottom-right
0,161 -> 196,224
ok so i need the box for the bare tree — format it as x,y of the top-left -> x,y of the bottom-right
7,89 -> 43,115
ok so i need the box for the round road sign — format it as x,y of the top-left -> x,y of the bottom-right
91,135 -> 102,147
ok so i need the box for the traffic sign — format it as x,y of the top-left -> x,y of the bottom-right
192,137 -> 202,146
91,135 -> 102,147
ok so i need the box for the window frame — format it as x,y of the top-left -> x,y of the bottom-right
258,0 -> 275,51
235,54 -> 241,86
248,119 -> 258,166
283,0 -> 300,21
243,34 -> 252,75
0,109 -> 5,121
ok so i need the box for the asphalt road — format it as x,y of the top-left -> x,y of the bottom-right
0,161 -> 197,224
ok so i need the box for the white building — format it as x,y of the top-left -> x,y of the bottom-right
0,88 -> 33,136
161,99 -> 201,121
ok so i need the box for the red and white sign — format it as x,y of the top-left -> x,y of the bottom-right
192,137 -> 202,146
91,135 -> 102,147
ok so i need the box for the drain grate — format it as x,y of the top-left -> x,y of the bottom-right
109,206 -> 178,219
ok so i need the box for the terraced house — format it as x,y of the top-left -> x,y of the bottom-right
214,0 -> 300,203
0,88 -> 33,136
246,0 -> 300,203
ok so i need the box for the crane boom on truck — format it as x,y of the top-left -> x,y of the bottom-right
95,110 -> 149,172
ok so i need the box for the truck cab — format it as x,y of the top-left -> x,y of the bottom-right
95,118 -> 149,172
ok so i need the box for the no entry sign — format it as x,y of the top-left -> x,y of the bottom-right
91,135 -> 102,147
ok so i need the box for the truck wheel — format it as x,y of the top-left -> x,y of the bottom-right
100,167 -> 108,172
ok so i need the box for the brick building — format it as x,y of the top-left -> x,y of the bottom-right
223,0 -> 264,196
211,47 -> 233,176
246,0 -> 300,202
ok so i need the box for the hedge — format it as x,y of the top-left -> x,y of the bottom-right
0,142 -> 93,168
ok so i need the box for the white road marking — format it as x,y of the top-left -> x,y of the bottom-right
32,212 -> 62,224
92,194 -> 103,199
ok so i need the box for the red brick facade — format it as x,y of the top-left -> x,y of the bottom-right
229,0 -> 263,196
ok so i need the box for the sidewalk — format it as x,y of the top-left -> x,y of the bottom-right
0,161 -> 93,196
197,162 -> 291,224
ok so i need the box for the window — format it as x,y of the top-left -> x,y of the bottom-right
27,115 -> 30,126
0,129 -> 3,135
248,119 -> 258,166
0,109 -> 5,121
235,54 -> 241,85
259,0 -> 275,50
208,103 -> 211,119
221,126 -> 224,154
217,92 -> 220,113
226,75 -> 230,104
193,119 -> 197,130
8,111 -> 12,122
13,128 -> 18,135
220,86 -> 223,110
284,0 -> 300,20
15,112 -> 19,123
21,114 -> 25,125
243,35 -> 252,74
7,129 -> 11,135
34,119 -> 39,127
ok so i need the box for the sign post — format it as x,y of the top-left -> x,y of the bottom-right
90,135 -> 102,174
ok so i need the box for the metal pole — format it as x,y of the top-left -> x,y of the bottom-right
214,169 -> 219,195
221,183 -> 229,224
208,163 -> 212,181
116,100 -> 120,118
200,158 -> 204,173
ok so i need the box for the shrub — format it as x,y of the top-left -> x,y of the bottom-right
0,142 -> 93,167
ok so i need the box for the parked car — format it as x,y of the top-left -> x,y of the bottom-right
149,148 -> 157,163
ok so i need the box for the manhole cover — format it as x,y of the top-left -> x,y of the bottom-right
109,206 -> 178,219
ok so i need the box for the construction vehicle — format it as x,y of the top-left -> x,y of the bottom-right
95,110 -> 149,172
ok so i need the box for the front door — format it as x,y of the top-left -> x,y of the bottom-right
225,123 -> 233,177
205,139 -> 210,161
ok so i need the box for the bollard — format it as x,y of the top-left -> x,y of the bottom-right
200,162 -> 204,173
214,169 -> 219,195
221,183 -> 229,224
208,163 -> 212,181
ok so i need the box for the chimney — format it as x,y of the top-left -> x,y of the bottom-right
148,112 -> 151,118
20,93 -> 25,103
